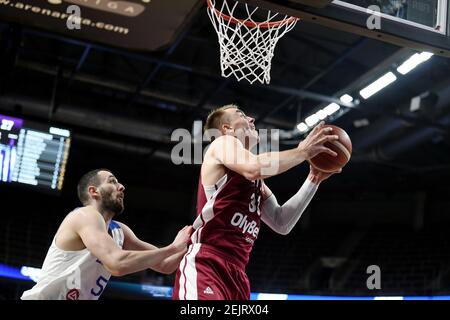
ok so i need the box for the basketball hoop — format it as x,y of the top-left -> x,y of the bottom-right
206,0 -> 299,85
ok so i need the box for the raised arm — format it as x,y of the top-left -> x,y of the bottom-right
210,121 -> 339,181
117,222 -> 188,275
74,206 -> 191,276
261,165 -> 341,235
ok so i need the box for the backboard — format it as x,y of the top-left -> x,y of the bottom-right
243,0 -> 450,57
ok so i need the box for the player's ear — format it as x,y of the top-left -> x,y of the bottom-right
88,185 -> 100,199
221,123 -> 233,135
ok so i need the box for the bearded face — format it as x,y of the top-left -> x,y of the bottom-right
99,186 -> 124,216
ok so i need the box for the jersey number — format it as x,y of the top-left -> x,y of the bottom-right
91,276 -> 108,297
249,193 -> 261,214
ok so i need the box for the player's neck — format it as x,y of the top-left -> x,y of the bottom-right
244,140 -> 258,151
233,135 -> 254,150
91,202 -> 115,224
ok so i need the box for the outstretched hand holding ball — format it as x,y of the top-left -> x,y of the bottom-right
298,121 -> 352,182
308,124 -> 352,173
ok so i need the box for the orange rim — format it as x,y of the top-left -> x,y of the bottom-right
206,0 -> 298,29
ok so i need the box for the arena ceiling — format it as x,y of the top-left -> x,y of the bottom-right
0,3 -> 449,192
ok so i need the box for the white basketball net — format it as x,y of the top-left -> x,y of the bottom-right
207,0 -> 298,85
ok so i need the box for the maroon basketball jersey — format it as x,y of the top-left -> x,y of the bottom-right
190,169 -> 263,267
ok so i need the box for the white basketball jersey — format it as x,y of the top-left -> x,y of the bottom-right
21,220 -> 124,300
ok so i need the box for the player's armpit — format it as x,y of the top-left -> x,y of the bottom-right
116,221 -> 158,251
116,221 -> 177,274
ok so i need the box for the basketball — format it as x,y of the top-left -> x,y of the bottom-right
309,125 -> 352,173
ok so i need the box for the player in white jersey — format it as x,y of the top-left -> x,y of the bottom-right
21,169 -> 192,300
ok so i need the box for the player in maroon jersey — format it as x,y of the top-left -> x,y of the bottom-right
173,104 -> 341,300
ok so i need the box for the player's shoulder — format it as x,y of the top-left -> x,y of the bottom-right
209,135 -> 242,152
213,134 -> 240,144
69,206 -> 104,224
55,207 -> 101,236
204,136 -> 230,166
72,205 -> 100,215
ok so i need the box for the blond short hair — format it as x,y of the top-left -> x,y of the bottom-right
203,104 -> 238,134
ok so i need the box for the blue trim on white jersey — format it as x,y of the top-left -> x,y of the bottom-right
109,220 -> 121,231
